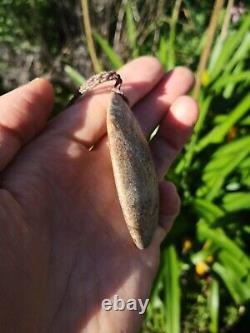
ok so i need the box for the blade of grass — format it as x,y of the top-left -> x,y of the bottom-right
201,151 -> 248,200
164,245 -> 180,333
223,192 -> 250,212
157,36 -> 168,68
125,1 -> 138,58
197,222 -> 250,268
209,136 -> 250,156
210,15 -> 250,80
218,250 -> 249,279
167,0 -> 182,69
208,0 -> 234,72
80,0 -> 102,73
93,31 -> 123,69
241,115 -> 250,125
64,65 -> 85,86
193,199 -> 224,224
197,94 -> 250,151
220,0 -> 234,40
212,71 -> 250,91
223,31 -> 250,76
213,262 -> 250,304
223,62 -> 244,99
208,278 -> 219,333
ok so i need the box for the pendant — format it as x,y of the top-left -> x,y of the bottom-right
70,71 -> 159,249
107,91 -> 159,249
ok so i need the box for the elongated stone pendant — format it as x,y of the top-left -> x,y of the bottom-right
70,71 -> 159,249
107,91 -> 159,249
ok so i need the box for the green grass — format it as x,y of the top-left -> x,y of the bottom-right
92,5 -> 250,331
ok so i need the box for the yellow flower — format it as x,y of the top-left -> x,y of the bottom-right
201,70 -> 210,86
182,239 -> 192,253
196,262 -> 209,276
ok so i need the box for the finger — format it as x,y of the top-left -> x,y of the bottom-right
151,181 -> 180,246
48,57 -> 164,147
133,67 -> 195,135
0,78 -> 54,170
150,95 -> 199,178
159,181 -> 180,231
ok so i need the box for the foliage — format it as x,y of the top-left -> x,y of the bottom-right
0,1 -> 249,332
90,3 -> 250,332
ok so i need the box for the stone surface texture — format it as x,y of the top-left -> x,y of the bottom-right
107,91 -> 159,249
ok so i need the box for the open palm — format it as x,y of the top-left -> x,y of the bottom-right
0,57 -> 198,333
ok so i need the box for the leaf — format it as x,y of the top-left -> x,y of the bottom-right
223,192 -> 250,212
213,114 -> 227,124
222,63 -> 244,99
164,245 -> 180,333
239,156 -> 250,169
208,33 -> 224,73
203,151 -> 247,200
197,94 -> 250,151
197,222 -> 250,269
64,65 -> 85,86
195,94 -> 212,134
209,136 -> 250,156
223,31 -> 250,77
199,136 -> 250,199
212,71 -> 250,91
243,225 -> 250,234
193,199 -> 224,224
213,262 -> 250,304
241,115 -> 250,125
125,1 -> 138,57
93,31 -> 123,69
157,36 -> 168,68
218,250 -> 249,280
204,226 -> 250,304
209,16 -> 250,80
208,278 -> 219,333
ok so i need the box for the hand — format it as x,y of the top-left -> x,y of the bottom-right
0,57 -> 198,333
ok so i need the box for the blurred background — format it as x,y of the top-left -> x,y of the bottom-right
0,0 -> 249,332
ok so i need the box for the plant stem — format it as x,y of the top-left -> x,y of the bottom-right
194,0 -> 225,99
114,0 -> 126,51
80,0 -> 102,73
152,0 -> 165,52
168,0 -> 182,69
220,0 -> 234,41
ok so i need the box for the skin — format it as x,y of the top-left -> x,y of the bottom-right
0,57 -> 198,333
